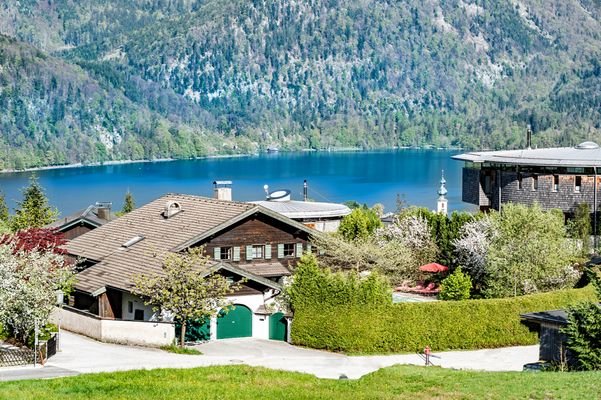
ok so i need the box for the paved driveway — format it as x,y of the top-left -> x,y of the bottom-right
0,331 -> 539,381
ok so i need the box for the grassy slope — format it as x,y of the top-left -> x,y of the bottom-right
0,365 -> 600,400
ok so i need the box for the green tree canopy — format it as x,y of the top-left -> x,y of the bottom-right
338,207 -> 382,241
10,177 -> 57,232
484,203 -> 579,298
568,203 -> 592,257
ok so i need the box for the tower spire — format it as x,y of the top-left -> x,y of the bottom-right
437,170 -> 448,216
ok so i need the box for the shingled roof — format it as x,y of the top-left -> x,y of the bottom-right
66,193 -> 313,294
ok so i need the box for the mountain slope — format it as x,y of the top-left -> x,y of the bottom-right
1,0 -> 601,169
0,34 -> 249,170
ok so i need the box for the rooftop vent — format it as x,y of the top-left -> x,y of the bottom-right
575,141 -> 600,150
122,235 -> 145,248
163,200 -> 182,219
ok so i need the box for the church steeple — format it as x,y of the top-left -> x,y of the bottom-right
437,170 -> 448,216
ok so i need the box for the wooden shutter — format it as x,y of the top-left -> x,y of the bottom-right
265,244 -> 272,259
246,245 -> 253,261
233,246 -> 240,262
277,244 -> 284,258
295,243 -> 303,258
213,247 -> 221,260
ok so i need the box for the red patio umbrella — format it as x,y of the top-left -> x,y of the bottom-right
419,262 -> 449,273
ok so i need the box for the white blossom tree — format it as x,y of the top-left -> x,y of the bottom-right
453,216 -> 496,288
0,244 -> 73,344
374,215 -> 438,267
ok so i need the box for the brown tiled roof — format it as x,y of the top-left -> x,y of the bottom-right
67,194 -> 256,293
66,194 -> 308,295
238,262 -> 291,277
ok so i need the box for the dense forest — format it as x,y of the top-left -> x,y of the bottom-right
0,0 -> 600,169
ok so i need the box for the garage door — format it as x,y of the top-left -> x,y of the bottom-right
269,312 -> 287,341
217,304 -> 252,339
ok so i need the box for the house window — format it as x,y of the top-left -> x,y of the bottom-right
532,176 -> 538,191
134,309 -> 144,321
127,301 -> 133,314
553,175 -> 559,192
252,245 -> 264,259
220,247 -> 233,260
575,176 -> 582,193
283,243 -> 295,257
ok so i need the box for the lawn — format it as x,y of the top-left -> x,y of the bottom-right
1,365 -> 600,400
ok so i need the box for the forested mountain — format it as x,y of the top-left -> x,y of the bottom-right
1,0 -> 601,169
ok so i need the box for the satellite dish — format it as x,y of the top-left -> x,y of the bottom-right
268,189 -> 291,202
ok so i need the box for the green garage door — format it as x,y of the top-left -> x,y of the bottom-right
217,304 -> 252,339
269,312 -> 287,341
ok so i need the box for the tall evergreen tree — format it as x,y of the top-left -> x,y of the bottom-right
10,176 -> 58,232
0,192 -> 8,223
121,191 -> 136,214
0,192 -> 9,234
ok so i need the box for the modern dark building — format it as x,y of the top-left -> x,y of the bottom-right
453,141 -> 601,232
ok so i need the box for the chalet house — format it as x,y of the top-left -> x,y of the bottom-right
47,202 -> 115,240
60,194 -> 316,345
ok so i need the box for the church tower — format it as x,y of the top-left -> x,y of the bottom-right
437,171 -> 448,216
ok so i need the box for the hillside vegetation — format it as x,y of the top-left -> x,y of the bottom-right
1,0 -> 601,169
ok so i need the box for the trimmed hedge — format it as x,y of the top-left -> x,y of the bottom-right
291,286 -> 597,354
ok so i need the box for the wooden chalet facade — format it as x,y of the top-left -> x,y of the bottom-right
64,194 -> 316,342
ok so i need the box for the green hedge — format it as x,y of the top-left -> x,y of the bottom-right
291,286 -> 597,354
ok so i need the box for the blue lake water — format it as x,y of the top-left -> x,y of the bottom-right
0,150 -> 468,216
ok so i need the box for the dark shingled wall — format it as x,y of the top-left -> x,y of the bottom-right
463,167 -> 601,214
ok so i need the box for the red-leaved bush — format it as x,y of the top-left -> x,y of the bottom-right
0,228 -> 67,254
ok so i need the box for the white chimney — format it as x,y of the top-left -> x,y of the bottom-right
213,181 -> 233,201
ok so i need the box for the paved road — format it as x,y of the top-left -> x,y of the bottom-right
0,331 -> 539,381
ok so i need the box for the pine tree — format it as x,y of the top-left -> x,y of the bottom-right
10,176 -> 58,232
0,192 -> 9,234
121,191 -> 136,214
0,192 -> 8,222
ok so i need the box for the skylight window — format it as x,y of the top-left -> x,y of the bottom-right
122,235 -> 145,248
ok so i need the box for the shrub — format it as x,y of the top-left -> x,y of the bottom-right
439,268 -> 471,301
338,207 -> 382,241
291,285 -> 596,354
563,269 -> 601,370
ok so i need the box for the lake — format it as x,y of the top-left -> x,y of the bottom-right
0,150 -> 467,216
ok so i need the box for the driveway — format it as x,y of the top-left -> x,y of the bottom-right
0,331 -> 539,381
